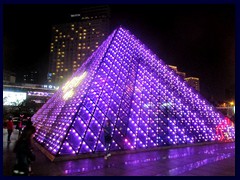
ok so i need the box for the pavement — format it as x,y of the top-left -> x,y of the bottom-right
3,128 -> 235,176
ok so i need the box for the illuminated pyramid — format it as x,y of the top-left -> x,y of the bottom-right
32,27 -> 235,158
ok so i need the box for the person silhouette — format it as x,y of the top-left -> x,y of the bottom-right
7,117 -> 14,142
103,120 -> 112,160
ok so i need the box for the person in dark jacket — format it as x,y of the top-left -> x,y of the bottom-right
13,125 -> 36,176
7,117 -> 14,142
103,120 -> 112,160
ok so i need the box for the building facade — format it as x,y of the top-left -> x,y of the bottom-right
184,77 -> 200,92
23,71 -> 39,84
3,70 -> 16,84
47,5 -> 110,86
168,65 -> 186,79
168,65 -> 200,92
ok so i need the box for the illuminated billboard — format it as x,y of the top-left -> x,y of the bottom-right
3,91 -> 27,106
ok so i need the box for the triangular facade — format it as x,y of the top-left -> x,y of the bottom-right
32,27 -> 235,156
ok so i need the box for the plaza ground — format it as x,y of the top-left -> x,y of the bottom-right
3,129 -> 235,176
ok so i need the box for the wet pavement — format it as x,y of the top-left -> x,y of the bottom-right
3,129 -> 235,176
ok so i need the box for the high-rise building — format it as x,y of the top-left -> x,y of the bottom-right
185,77 -> 200,92
47,5 -> 110,86
168,65 -> 200,92
168,65 -> 186,79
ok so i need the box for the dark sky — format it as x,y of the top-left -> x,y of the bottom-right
3,4 -> 235,102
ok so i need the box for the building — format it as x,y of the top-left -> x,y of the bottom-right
168,65 -> 200,92
47,5 -> 110,86
3,70 -> 16,84
184,77 -> 200,92
23,71 -> 39,84
32,27 -> 234,159
3,83 -> 57,106
168,65 -> 186,79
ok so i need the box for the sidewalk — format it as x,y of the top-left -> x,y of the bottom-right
3,129 -> 235,176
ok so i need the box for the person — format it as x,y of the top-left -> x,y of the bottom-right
7,117 -> 14,142
17,119 -> 23,137
13,125 -> 36,176
103,120 -> 112,160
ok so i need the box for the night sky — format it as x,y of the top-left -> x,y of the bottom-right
3,4 -> 235,102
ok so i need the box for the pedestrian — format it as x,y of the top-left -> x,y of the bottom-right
17,119 -> 23,137
7,117 -> 14,142
103,120 -> 112,160
26,117 -> 33,127
13,125 -> 36,176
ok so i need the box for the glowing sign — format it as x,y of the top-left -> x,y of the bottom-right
3,91 -> 27,106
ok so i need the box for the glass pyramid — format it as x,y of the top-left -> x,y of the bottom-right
32,27 -> 235,156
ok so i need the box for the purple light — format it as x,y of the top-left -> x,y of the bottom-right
32,27 -> 235,156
